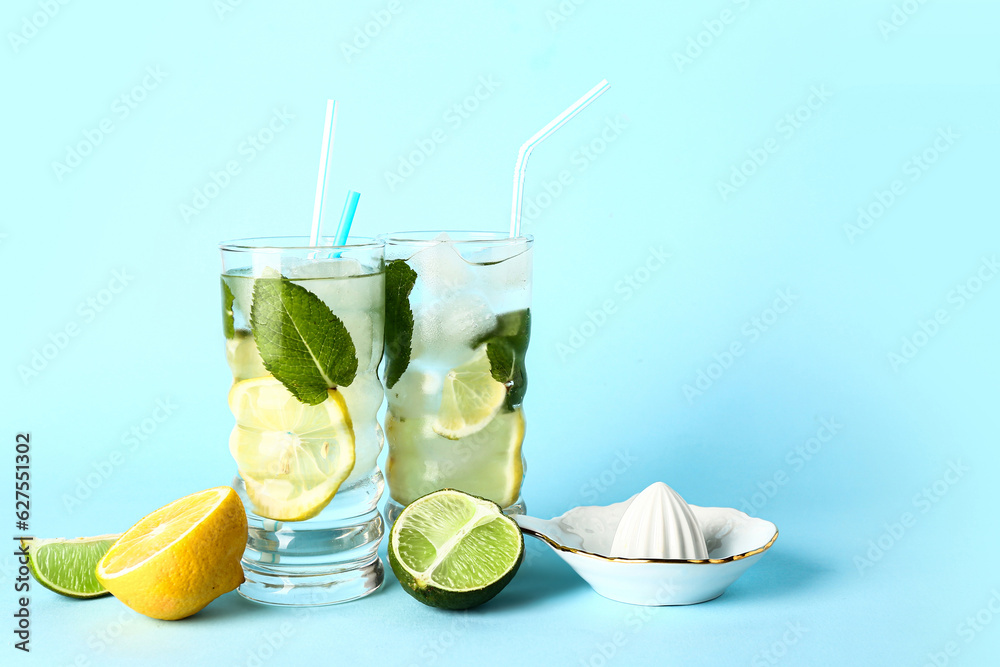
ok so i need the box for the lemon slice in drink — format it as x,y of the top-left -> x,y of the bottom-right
229,376 -> 356,521
96,486 -> 246,620
432,346 -> 507,440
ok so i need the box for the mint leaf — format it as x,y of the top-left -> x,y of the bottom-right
384,260 -> 417,389
221,277 -> 236,339
250,273 -> 358,406
477,309 -> 530,410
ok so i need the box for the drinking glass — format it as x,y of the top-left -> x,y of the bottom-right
220,237 -> 385,605
381,231 -> 533,522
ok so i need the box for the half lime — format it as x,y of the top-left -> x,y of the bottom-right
24,535 -> 121,598
388,489 -> 523,609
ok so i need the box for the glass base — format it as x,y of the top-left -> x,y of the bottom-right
232,474 -> 384,606
383,494 -> 525,528
239,556 -> 384,607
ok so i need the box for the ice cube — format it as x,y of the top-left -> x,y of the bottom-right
385,365 -> 443,419
284,258 -> 363,280
288,260 -> 381,313
249,254 -> 283,278
463,242 -> 523,266
405,234 -> 472,306
475,246 -> 532,313
412,291 -> 497,369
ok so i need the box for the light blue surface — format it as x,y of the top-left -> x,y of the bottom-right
3,1 -> 999,665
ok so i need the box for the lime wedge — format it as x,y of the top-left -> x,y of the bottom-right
388,489 -> 524,609
24,535 -> 121,598
432,346 -> 507,440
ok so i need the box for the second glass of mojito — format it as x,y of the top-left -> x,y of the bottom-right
382,232 -> 533,521
220,237 -> 385,605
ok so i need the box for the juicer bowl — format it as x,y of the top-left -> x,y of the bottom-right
515,498 -> 777,606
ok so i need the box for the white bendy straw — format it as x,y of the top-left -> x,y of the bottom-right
509,79 -> 610,237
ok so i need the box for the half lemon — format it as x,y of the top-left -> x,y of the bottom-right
96,486 -> 246,620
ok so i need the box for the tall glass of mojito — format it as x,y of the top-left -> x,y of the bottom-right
382,232 -> 532,521
220,237 -> 385,605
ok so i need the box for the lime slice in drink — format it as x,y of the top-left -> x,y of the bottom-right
24,535 -> 121,598
433,346 -> 507,440
388,489 -> 524,609
229,376 -> 356,521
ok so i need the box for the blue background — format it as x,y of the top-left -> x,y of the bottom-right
3,1 -> 999,665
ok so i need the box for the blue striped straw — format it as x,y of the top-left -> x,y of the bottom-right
509,79 -> 610,237
309,100 -> 339,247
